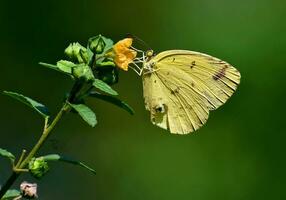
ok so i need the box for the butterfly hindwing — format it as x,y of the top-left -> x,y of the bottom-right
143,71 -> 209,134
142,73 -> 168,130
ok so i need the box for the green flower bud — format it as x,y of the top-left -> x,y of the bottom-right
72,64 -> 95,82
28,157 -> 49,179
92,38 -> 105,54
88,35 -> 106,54
64,42 -> 89,64
88,35 -> 113,54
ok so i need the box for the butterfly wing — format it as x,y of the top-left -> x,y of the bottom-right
142,72 -> 169,130
142,50 -> 240,134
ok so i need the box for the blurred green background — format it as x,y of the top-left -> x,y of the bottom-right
1,0 -> 286,199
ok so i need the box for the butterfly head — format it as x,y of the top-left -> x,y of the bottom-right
146,50 -> 154,58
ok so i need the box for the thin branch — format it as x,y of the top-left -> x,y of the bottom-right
15,149 -> 27,169
0,102 -> 71,199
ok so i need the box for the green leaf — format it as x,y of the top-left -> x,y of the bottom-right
39,60 -> 76,76
89,91 -> 134,115
87,48 -> 94,66
3,91 -> 49,118
69,103 -> 97,127
92,79 -> 118,96
56,60 -> 76,73
102,36 -> 114,52
97,60 -> 115,67
42,154 -> 96,175
1,189 -> 21,200
39,62 -> 71,76
0,148 -> 15,162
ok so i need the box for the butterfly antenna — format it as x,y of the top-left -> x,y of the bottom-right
125,33 -> 152,51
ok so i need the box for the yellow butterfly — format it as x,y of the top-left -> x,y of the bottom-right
112,39 -> 241,134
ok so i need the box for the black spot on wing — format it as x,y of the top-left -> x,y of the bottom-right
190,61 -> 196,69
213,66 -> 228,80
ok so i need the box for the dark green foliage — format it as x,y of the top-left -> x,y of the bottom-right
0,148 -> 15,163
42,154 -> 96,175
2,91 -> 49,118
1,190 -> 21,200
92,79 -> 118,96
69,103 -> 97,127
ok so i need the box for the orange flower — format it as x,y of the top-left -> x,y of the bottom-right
113,38 -> 137,71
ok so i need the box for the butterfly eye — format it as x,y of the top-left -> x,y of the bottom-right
146,50 -> 154,57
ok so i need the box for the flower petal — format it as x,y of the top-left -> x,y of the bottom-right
113,38 -> 137,71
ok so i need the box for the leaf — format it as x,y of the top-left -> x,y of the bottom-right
42,154 -> 96,175
39,62 -> 70,76
69,103 -> 97,127
1,189 -> 21,200
39,61 -> 76,76
89,91 -> 134,115
92,79 -> 118,96
87,48 -> 94,66
0,148 -> 15,162
101,36 -> 114,52
3,91 -> 49,118
56,60 -> 76,73
97,60 -> 116,67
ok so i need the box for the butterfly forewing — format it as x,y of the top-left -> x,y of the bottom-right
153,50 -> 241,110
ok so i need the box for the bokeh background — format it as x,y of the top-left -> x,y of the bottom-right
1,0 -> 286,199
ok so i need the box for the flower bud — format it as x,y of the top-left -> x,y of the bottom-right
88,35 -> 114,55
64,42 -> 89,64
28,157 -> 49,179
72,64 -> 95,82
89,35 -> 106,54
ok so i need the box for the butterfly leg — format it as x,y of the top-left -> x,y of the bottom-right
131,46 -> 145,53
129,62 -> 143,76
129,65 -> 140,75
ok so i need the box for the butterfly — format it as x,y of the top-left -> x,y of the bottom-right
141,49 -> 241,134
112,39 -> 241,134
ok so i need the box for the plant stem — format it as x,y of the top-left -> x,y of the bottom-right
0,102 -> 70,198
19,103 -> 70,169
15,150 -> 27,169
0,172 -> 19,198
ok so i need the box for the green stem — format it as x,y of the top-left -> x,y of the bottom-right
15,150 -> 27,169
0,102 -> 71,199
19,103 -> 70,168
